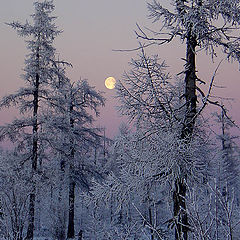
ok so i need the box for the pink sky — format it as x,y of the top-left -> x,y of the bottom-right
0,1 -> 239,139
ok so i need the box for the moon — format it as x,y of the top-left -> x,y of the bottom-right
105,77 -> 116,90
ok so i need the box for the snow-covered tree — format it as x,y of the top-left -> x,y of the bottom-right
185,180 -> 240,240
0,1 -> 70,239
90,49 -> 210,239
135,1 -> 240,238
216,110 -> 239,190
0,150 -> 30,240
43,78 -> 105,239
117,47 -> 180,130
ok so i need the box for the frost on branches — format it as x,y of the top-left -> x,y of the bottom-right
1,1 -> 70,239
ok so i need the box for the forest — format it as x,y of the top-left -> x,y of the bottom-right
0,0 -> 240,240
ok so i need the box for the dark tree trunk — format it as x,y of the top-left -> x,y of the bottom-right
25,192 -> 36,240
78,230 -> 83,240
67,104 -> 75,239
173,30 -> 197,240
173,178 -> 188,240
148,206 -> 154,240
67,176 -> 75,239
56,159 -> 66,240
25,52 -> 40,240
173,1 -> 200,239
181,33 -> 197,140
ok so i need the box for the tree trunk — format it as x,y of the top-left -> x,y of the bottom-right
56,159 -> 66,240
25,52 -> 40,240
78,230 -> 83,240
67,169 -> 75,239
181,33 -> 197,140
173,30 -> 197,240
173,178 -> 188,240
67,104 -> 75,239
148,206 -> 154,240
25,191 -> 36,240
173,1 -> 199,239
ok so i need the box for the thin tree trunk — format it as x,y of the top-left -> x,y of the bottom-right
56,159 -> 66,240
149,206 -> 154,240
25,51 -> 40,240
26,191 -> 36,240
173,178 -> 188,240
78,230 -> 83,240
67,103 -> 75,239
67,174 -> 75,239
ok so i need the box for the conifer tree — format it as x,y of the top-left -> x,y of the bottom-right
44,78 -> 105,239
0,1 -> 70,239
215,109 -> 239,191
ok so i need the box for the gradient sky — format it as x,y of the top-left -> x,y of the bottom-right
0,1 -> 239,139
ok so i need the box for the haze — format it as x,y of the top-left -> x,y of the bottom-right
0,0 -> 239,138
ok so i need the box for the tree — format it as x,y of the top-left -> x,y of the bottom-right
0,151 -> 30,240
43,78 -> 105,239
186,179 -> 240,240
0,1 -> 70,239
90,49 -> 210,239
218,110 -> 239,190
135,1 -> 240,238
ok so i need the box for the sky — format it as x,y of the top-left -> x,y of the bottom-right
0,0 -> 240,139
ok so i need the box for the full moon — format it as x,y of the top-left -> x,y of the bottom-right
105,77 -> 116,90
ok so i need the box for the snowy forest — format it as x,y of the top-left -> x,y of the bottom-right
0,0 -> 240,240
